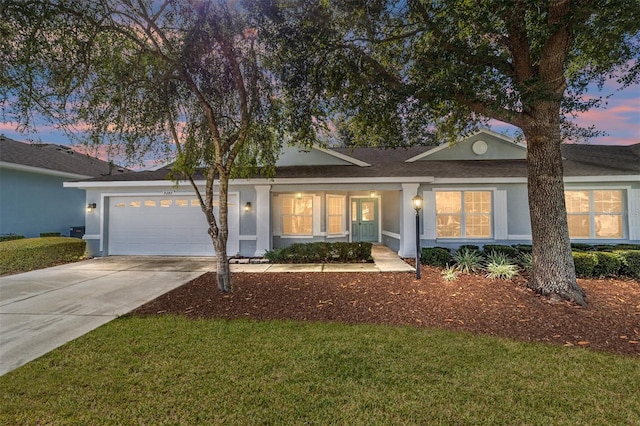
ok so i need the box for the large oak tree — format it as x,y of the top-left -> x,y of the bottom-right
258,0 -> 639,305
1,0 -> 285,291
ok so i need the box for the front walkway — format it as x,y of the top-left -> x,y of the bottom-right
230,244 -> 415,273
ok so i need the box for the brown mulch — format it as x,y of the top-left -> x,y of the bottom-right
131,266 -> 640,357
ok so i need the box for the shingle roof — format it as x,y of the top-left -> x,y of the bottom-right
77,142 -> 640,183
0,136 -> 128,177
560,143 -> 640,173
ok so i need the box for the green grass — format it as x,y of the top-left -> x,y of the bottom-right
1,317 -> 639,425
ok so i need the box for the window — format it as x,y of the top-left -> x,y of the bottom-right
282,195 -> 313,235
144,200 -> 156,207
129,200 -> 141,208
160,199 -> 172,208
435,191 -> 492,238
565,190 -> 623,239
327,195 -> 345,235
175,199 -> 188,207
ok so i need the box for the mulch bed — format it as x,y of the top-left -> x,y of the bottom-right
131,265 -> 640,357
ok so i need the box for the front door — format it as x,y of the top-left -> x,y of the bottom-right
351,198 -> 379,242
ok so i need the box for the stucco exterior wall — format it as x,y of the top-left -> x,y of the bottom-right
0,168 -> 85,237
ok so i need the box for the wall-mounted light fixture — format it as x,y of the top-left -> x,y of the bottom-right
244,202 -> 252,212
370,191 -> 376,198
296,192 -> 302,199
86,203 -> 97,213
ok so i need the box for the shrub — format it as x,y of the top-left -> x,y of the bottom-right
592,251 -> 622,277
0,235 -> 25,242
40,232 -> 62,237
482,244 -> 519,259
453,248 -> 484,274
616,250 -> 640,279
440,265 -> 459,281
572,252 -> 597,278
513,244 -> 533,254
571,243 -> 593,252
264,242 -> 372,264
613,244 -> 640,251
421,247 -> 451,267
485,251 -> 520,280
0,237 -> 86,275
458,244 -> 480,253
519,252 -> 533,272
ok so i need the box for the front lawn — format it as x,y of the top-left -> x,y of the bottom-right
1,316 -> 638,424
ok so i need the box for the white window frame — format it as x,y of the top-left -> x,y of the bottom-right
280,194 -> 314,237
434,189 -> 494,239
565,189 -> 625,240
326,194 -> 347,237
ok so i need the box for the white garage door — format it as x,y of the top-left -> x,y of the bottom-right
108,194 -> 239,256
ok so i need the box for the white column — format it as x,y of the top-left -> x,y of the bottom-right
399,183 -> 420,258
254,185 -> 272,256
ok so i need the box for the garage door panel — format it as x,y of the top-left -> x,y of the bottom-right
108,195 -> 239,256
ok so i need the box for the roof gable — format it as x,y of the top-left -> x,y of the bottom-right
406,129 -> 527,162
0,136 -> 126,177
276,144 -> 370,167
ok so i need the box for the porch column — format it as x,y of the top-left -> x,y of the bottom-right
254,185 -> 272,256
399,183 -> 420,258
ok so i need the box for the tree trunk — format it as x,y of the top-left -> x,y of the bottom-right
215,236 -> 231,292
523,107 -> 587,306
213,174 -> 232,292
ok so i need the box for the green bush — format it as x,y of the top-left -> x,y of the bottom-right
616,250 -> 640,279
572,252 -> 597,278
40,232 -> 62,237
0,237 -> 86,275
0,235 -> 25,242
513,244 -> 533,254
264,242 -> 372,264
592,252 -> 622,277
612,244 -> 640,251
421,247 -> 451,267
482,244 -> 519,259
458,244 -> 480,253
571,243 -> 593,252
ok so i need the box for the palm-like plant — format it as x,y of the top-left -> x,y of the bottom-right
453,248 -> 484,274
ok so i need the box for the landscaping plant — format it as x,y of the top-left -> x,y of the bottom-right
440,265 -> 459,281
485,251 -> 520,280
453,248 -> 484,274
421,247 -> 452,267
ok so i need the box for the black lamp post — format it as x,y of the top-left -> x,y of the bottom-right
412,194 -> 423,279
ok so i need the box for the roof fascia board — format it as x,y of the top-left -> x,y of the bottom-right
314,145 -> 371,167
432,175 -> 640,184
64,174 -> 638,189
0,161 -> 92,179
405,128 -> 525,163
64,175 -> 435,189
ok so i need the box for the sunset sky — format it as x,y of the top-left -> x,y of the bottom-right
1,79 -> 638,168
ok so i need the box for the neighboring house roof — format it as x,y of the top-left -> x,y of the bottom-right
70,130 -> 640,184
0,136 -> 128,178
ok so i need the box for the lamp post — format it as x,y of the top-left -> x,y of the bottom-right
412,194 -> 423,279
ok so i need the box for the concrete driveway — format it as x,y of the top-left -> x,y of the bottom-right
0,257 -> 216,376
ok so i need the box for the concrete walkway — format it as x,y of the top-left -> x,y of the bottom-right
231,244 -> 415,273
0,245 -> 412,376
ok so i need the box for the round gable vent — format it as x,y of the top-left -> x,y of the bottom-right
472,140 -> 488,155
